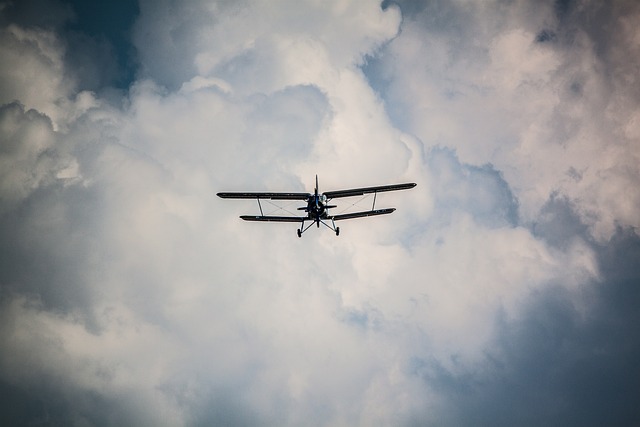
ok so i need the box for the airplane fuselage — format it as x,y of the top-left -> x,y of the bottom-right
301,177 -> 337,226
305,194 -> 328,222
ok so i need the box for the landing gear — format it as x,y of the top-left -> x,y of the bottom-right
297,218 -> 339,237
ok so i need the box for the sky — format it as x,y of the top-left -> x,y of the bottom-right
1,0 -> 639,425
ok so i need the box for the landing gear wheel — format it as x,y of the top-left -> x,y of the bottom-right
297,229 -> 302,238
335,227 -> 340,236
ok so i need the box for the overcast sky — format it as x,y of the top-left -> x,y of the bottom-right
1,0 -> 639,425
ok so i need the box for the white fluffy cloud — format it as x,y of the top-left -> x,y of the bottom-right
370,0 -> 640,241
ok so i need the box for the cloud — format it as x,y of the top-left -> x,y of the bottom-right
366,0 -> 640,241
132,0 -> 401,91
0,24 -> 73,124
411,228 -> 640,427
1,0 -> 639,426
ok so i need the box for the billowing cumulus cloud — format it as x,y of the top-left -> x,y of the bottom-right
1,0 -> 639,426
367,0 -> 640,241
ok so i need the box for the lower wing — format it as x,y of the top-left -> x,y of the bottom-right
331,208 -> 395,221
239,208 -> 396,222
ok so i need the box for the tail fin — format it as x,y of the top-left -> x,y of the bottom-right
315,175 -> 319,197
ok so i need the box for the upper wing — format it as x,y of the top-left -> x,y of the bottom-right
331,208 -> 395,221
323,183 -> 416,199
240,215 -> 304,223
217,192 -> 309,200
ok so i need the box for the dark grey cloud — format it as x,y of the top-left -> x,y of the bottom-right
1,0 -> 138,91
427,147 -> 519,229
0,374 -> 151,427
411,226 -> 640,427
532,194 -> 590,250
0,105 -> 127,342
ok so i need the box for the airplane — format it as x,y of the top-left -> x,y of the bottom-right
217,176 -> 416,237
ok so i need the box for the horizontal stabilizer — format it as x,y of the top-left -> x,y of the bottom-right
240,215 -> 305,223
331,208 -> 395,221
323,183 -> 416,199
218,192 -> 309,200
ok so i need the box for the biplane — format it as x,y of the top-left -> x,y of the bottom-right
217,176 -> 416,237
